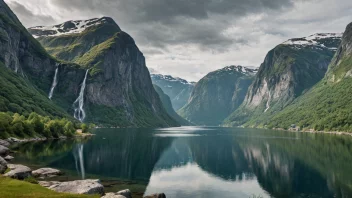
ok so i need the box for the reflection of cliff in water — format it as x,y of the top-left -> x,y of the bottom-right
12,139 -> 83,166
51,129 -> 173,181
152,130 -> 352,198
153,135 -> 253,181
241,141 -> 333,197
240,133 -> 352,197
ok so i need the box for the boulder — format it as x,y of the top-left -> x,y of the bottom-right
32,168 -> 62,178
4,155 -> 14,161
116,189 -> 132,198
0,139 -> 10,147
6,137 -> 22,143
38,181 -> 61,187
40,179 -> 104,195
0,145 -> 9,157
144,193 -> 166,198
102,193 -> 127,198
102,189 -> 131,198
4,164 -> 32,179
0,156 -> 7,174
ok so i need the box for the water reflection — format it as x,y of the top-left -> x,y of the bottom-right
11,127 -> 352,198
73,144 -> 85,179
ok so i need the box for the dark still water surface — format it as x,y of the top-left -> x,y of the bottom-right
11,127 -> 352,198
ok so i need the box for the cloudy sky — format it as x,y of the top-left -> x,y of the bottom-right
5,0 -> 352,81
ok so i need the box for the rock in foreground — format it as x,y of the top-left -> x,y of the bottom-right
4,164 -> 32,179
0,156 -> 7,174
32,168 -> 62,178
0,145 -> 9,157
4,155 -> 14,161
102,189 -> 132,198
144,193 -> 166,198
0,139 -> 10,147
39,179 -> 104,195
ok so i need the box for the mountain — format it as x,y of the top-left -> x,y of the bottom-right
0,0 -> 73,119
224,33 -> 342,127
178,66 -> 257,126
153,85 -> 191,126
151,74 -> 195,111
0,0 -> 178,127
265,22 -> 352,131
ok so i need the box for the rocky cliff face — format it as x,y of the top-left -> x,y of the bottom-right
326,23 -> 352,81
178,66 -> 257,126
225,33 -> 342,127
0,0 -> 178,127
153,85 -> 191,126
0,0 -> 75,118
29,18 -> 179,127
266,22 -> 352,131
151,74 -> 195,111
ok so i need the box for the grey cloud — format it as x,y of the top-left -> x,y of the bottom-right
50,0 -> 294,24
6,1 -> 55,27
5,0 -> 352,81
47,0 -> 296,51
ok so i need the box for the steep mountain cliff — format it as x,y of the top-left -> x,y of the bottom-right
266,22 -> 352,131
151,74 -> 195,110
224,33 -> 342,127
153,85 -> 191,126
178,66 -> 257,125
0,0 -> 178,127
0,0 -> 73,118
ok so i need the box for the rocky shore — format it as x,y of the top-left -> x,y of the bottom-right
0,138 -> 164,198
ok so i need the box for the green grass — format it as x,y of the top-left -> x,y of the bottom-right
23,176 -> 38,184
328,55 -> 352,80
0,176 -> 98,198
266,77 -> 352,131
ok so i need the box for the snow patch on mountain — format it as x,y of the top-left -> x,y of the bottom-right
217,65 -> 258,75
282,33 -> 343,50
29,17 -> 115,38
151,74 -> 195,85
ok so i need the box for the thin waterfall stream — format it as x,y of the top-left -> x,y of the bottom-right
73,69 -> 89,122
48,66 -> 59,99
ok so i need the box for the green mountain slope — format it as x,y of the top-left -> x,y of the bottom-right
266,22 -> 352,131
178,66 -> 257,126
0,62 -> 68,118
224,33 -> 342,127
151,74 -> 195,111
154,85 -> 191,126
0,0 -> 73,119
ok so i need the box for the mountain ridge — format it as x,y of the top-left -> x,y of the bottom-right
179,65 -> 257,125
265,22 -> 352,131
151,73 -> 195,111
0,0 -> 179,127
224,33 -> 342,127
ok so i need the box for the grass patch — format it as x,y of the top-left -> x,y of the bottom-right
0,176 -> 99,198
4,168 -> 11,174
24,176 -> 38,184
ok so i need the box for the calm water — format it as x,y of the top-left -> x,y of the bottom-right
11,127 -> 352,198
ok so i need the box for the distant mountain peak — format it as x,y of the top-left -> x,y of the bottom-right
28,17 -> 120,38
215,65 -> 258,75
282,33 -> 342,50
151,74 -> 195,85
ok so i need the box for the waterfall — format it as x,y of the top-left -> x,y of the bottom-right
264,97 -> 270,113
73,70 -> 89,122
48,67 -> 59,99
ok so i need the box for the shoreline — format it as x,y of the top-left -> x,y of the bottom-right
272,127 -> 352,137
5,132 -> 95,144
